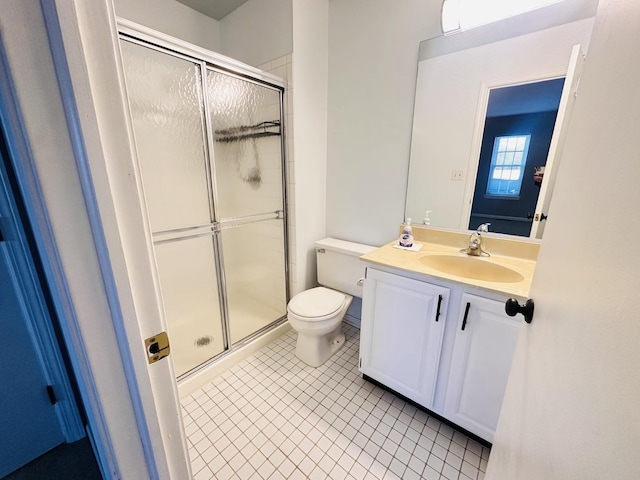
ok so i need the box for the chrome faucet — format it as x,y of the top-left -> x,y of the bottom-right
461,223 -> 491,257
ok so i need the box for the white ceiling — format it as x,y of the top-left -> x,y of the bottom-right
176,0 -> 251,20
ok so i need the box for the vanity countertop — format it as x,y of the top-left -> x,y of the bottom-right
360,240 -> 536,299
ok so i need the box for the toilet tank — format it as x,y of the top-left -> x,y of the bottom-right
315,238 -> 377,297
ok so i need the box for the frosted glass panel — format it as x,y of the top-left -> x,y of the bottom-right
121,41 -> 212,232
207,70 -> 284,219
154,237 -> 224,377
221,220 -> 287,344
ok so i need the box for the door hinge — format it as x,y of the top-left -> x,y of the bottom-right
145,331 -> 171,364
46,385 -> 57,405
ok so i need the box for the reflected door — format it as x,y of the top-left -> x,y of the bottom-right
530,45 -> 585,239
468,78 -> 564,237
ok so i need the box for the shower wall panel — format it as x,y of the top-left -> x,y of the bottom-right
207,69 -> 287,346
221,220 -> 287,345
207,70 -> 284,219
120,41 -> 212,232
154,238 -> 224,377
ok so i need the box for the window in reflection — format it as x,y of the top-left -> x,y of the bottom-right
486,135 -> 531,197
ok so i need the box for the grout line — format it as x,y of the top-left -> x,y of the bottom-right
181,323 -> 488,479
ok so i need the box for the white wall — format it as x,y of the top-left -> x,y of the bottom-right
326,0 -> 437,246
113,0 -> 221,51
291,0 -> 329,293
220,0 -> 293,67
486,0 -> 640,478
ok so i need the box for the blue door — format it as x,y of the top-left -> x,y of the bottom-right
0,133 -> 83,476
0,241 -> 65,476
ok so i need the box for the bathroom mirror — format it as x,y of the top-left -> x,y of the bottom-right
404,0 -> 597,238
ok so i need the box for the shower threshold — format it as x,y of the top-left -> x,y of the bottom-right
176,317 -> 290,398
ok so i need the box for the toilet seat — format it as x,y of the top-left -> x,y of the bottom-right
287,287 -> 346,320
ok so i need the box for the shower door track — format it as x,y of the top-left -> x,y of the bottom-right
118,18 -> 285,91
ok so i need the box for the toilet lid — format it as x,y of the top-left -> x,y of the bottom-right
288,287 -> 346,318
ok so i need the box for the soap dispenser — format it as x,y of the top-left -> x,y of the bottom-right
399,218 -> 414,247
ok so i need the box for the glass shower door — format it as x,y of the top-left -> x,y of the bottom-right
120,40 -> 225,377
207,69 -> 288,345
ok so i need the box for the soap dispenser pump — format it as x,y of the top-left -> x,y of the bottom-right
399,218 -> 414,247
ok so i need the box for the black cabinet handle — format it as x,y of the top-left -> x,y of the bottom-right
461,302 -> 470,331
505,298 -> 534,324
435,294 -> 443,322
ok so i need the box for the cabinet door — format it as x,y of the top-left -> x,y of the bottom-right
444,293 -> 521,442
360,268 -> 449,408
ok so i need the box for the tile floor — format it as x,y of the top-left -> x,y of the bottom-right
181,324 -> 490,480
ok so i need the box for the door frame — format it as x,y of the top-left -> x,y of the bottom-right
460,67 -> 571,236
461,44 -> 583,239
1,1 -> 189,478
529,44 -> 584,239
42,0 -> 191,477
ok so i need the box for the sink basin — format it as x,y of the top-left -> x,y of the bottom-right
419,254 -> 524,283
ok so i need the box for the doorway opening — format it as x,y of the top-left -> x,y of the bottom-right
469,78 -> 565,236
0,126 -> 100,478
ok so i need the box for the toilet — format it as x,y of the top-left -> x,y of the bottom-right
287,238 -> 376,367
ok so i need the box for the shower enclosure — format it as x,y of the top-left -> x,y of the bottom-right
118,24 -> 289,378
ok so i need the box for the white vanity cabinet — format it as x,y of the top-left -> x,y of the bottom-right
359,268 -> 449,408
360,266 -> 524,443
443,293 -> 521,443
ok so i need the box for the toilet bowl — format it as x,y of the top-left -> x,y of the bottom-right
287,287 -> 353,367
287,238 -> 376,367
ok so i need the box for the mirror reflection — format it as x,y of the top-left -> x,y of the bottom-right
405,7 -> 595,239
468,79 -> 564,237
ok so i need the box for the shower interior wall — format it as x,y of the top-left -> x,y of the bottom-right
257,54 -> 296,295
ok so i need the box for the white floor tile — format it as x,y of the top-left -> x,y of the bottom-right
181,324 -> 490,479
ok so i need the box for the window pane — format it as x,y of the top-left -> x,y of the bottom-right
514,151 -> 524,164
486,134 -> 530,196
504,152 -> 515,165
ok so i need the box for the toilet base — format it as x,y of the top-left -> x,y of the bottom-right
295,326 -> 345,367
